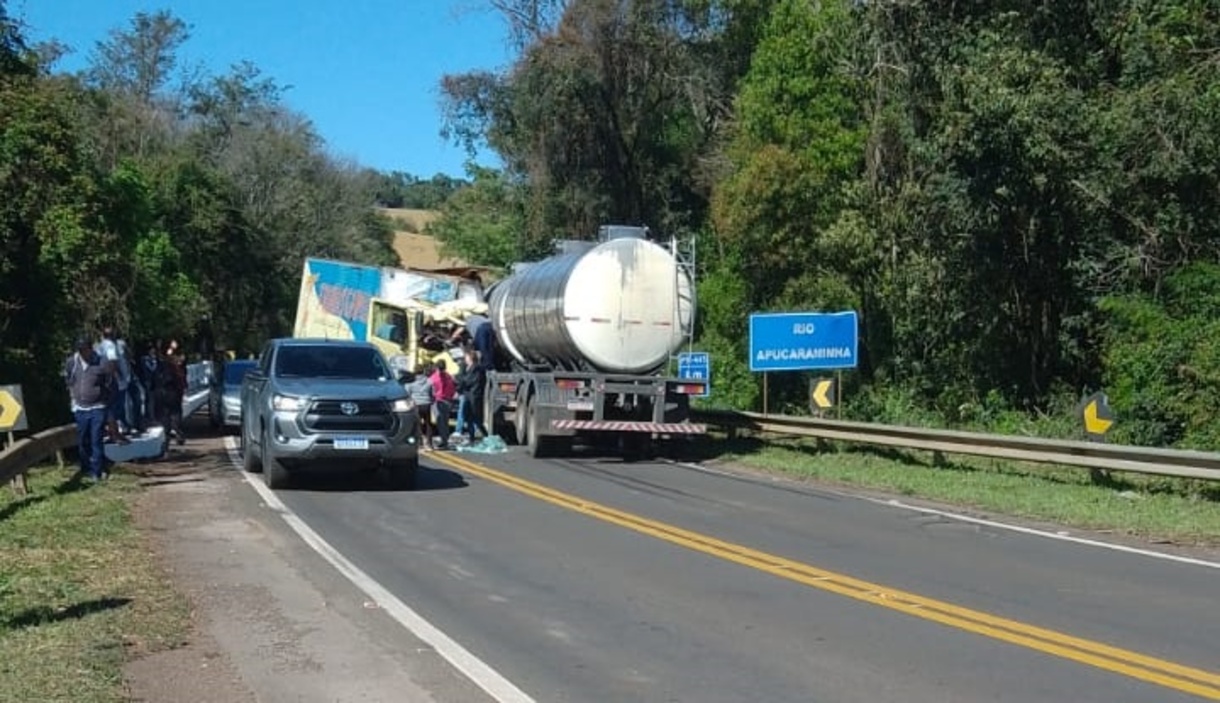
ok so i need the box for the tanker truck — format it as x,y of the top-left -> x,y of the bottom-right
481,225 -> 708,458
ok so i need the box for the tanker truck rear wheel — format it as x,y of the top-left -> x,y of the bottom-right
485,391 -> 514,445
514,395 -> 529,446
526,395 -> 545,458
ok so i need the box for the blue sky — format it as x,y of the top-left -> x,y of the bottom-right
13,0 -> 511,178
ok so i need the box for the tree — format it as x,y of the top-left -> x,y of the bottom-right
426,165 -> 528,269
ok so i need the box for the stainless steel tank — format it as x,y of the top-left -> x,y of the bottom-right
488,235 -> 694,374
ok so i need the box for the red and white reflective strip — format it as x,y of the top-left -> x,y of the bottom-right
550,420 -> 707,434
562,316 -> 674,327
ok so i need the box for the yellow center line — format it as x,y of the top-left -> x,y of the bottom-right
431,451 -> 1220,700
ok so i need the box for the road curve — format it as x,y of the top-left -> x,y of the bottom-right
255,445 -> 1220,703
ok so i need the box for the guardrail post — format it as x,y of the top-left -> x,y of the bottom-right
6,430 -> 27,496
10,472 -> 28,496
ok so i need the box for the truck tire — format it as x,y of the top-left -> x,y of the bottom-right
262,429 -> 291,489
514,391 -> 530,447
526,395 -> 547,459
485,391 -> 510,444
621,434 -> 651,463
239,417 -> 261,473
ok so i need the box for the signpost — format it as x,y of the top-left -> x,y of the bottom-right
1077,390 -> 1116,484
748,311 -> 859,372
749,311 -> 858,414
677,352 -> 711,398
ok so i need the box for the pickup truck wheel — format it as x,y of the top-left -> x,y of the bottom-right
240,421 -> 261,473
261,429 -> 290,489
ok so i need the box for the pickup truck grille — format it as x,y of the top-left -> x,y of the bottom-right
303,400 -> 394,432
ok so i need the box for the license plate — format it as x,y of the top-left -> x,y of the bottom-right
566,400 -> 595,411
334,437 -> 369,450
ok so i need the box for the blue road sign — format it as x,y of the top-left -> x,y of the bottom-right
677,351 -> 711,397
749,311 -> 859,372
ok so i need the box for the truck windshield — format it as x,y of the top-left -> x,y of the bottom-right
274,345 -> 392,380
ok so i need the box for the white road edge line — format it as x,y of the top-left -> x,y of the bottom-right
665,459 -> 1220,571
222,437 -> 537,703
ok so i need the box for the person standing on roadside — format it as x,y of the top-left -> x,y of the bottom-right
455,348 -> 488,443
154,347 -> 186,447
137,341 -> 160,426
453,350 -> 470,443
114,337 -> 137,435
64,335 -> 111,482
95,326 -> 130,444
405,365 -> 435,451
429,361 -> 457,449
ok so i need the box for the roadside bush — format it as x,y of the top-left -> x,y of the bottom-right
1100,263 -> 1220,450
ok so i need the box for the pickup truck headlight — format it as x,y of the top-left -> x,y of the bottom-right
272,394 -> 307,412
391,398 -> 415,413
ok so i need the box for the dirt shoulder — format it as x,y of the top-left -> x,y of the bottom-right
123,423 -> 492,703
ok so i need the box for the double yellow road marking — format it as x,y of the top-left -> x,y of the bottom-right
432,452 -> 1220,700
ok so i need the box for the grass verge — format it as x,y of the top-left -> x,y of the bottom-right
688,434 -> 1220,546
0,467 -> 189,703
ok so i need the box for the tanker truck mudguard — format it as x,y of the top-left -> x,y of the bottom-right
481,225 -> 707,459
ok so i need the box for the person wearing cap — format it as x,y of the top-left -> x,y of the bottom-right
64,335 -> 111,481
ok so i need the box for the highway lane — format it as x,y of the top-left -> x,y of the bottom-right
259,445 -> 1220,702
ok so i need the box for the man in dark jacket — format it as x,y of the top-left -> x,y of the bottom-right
64,336 -> 111,481
153,350 -> 186,446
455,348 -> 488,442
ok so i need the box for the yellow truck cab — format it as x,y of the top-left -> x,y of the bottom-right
293,258 -> 469,376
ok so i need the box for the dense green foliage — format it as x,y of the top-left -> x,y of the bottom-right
435,0 -> 1220,448
0,6 -> 405,427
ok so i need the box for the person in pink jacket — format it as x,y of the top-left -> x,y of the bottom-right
429,362 -> 457,449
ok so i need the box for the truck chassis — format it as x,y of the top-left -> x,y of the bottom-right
484,369 -> 707,459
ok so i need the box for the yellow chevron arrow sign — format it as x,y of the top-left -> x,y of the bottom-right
1079,391 -> 1115,440
0,385 -> 28,432
811,378 -> 836,410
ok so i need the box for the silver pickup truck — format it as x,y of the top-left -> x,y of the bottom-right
238,338 -> 421,490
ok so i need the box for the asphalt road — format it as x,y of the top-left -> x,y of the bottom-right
263,445 -> 1220,703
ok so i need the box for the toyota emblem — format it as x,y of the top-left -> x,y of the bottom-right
340,402 -> 359,416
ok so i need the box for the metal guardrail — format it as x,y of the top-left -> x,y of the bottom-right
690,409 -> 1220,482
1,364 -> 212,490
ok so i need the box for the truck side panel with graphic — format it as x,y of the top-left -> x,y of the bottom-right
293,258 -> 424,371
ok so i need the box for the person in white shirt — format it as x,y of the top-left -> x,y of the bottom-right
115,338 -> 138,434
95,326 -> 129,445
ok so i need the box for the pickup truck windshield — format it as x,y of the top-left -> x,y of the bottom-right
274,345 -> 392,380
